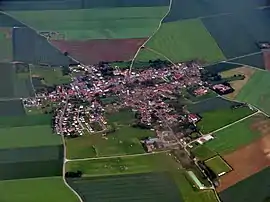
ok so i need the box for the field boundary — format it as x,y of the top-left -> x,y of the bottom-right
129,0 -> 173,71
205,155 -> 233,176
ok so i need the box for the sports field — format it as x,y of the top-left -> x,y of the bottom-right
0,125 -> 61,149
8,7 -> 168,40
197,106 -> 254,134
236,70 -> 270,115
205,156 -> 232,176
204,113 -> 265,155
0,177 -> 79,202
66,126 -> 155,159
220,167 -> 270,202
136,19 -> 225,63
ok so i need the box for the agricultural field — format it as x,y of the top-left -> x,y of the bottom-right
236,70 -> 270,114
0,125 -> 61,149
204,156 -> 232,176
136,19 -> 225,63
191,145 -> 217,161
229,52 -> 266,70
0,63 -> 33,98
67,173 -> 183,202
13,27 -> 76,67
30,65 -> 71,86
204,113 -> 267,155
263,50 -> 270,71
204,62 -> 241,74
163,0 -> 268,22
0,100 -> 25,116
0,12 -> 25,27
220,66 -> 256,99
219,167 -> 270,202
0,28 -> 12,62
9,7 -> 168,40
51,38 -> 147,65
0,177 -> 79,202
197,106 -> 254,134
188,97 -> 242,114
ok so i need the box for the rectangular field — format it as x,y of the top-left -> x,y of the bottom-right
191,145 -> 217,161
0,29 -> 12,62
0,177 -> 79,202
197,106 -> 254,134
0,125 -> 61,149
204,113 -> 266,155
219,167 -> 270,202
67,173 -> 183,202
136,19 -> 225,63
0,99 -> 25,116
9,7 -> 168,40
205,156 -> 232,176
236,70 -> 270,114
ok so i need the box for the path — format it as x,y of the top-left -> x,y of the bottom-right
129,0 -> 173,72
58,97 -> 83,202
67,150 -> 168,162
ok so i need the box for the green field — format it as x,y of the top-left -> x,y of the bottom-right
30,65 -> 71,86
106,108 -> 135,125
204,156 -> 232,176
236,70 -> 270,115
8,7 -> 168,40
66,153 -> 218,202
197,106 -> 254,134
0,177 -> 79,202
204,114 -> 265,155
136,19 -> 225,63
191,145 -> 217,161
66,126 -> 155,159
0,125 -> 61,149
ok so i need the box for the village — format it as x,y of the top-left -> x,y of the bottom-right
23,61 -> 236,153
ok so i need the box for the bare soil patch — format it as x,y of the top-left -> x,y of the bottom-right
221,66 -> 255,99
51,38 -> 147,65
217,116 -> 270,192
262,50 -> 270,71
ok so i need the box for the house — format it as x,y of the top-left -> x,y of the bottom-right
188,114 -> 200,123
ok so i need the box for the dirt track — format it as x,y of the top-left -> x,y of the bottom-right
51,38 -> 147,65
217,116 -> 270,192
263,50 -> 270,71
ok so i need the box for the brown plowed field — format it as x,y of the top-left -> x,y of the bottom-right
217,116 -> 270,192
262,50 -> 270,71
51,38 -> 147,65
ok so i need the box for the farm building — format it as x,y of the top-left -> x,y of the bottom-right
187,171 -> 205,189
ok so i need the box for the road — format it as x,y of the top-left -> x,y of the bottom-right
129,0 -> 173,72
58,96 -> 83,202
66,150 -> 168,162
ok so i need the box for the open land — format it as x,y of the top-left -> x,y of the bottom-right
219,167 -> 270,202
204,113 -> 266,155
51,38 -> 147,65
216,115 -> 270,192
0,100 -> 25,116
229,52 -> 266,70
204,155 -> 232,176
220,66 -> 256,99
136,19 -> 225,63
191,145 -> 217,161
8,7 -> 168,40
263,50 -> 270,71
0,125 -> 61,149
236,70 -> 270,114
0,28 -> 12,62
197,106 -> 254,134
0,114 -> 51,127
0,177 -> 79,202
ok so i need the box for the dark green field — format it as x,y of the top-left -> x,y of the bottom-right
187,97 -> 241,114
191,145 -> 217,161
220,167 -> 270,202
229,52 -> 265,70
67,173 -> 183,202
0,100 -> 25,116
0,29 -> 12,62
204,62 -> 241,74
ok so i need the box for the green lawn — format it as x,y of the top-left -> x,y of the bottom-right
191,145 -> 217,161
66,126 -> 155,159
30,65 -> 71,86
136,19 -> 226,63
106,108 -> 135,125
205,156 -> 232,176
0,177 -> 79,202
236,70 -> 270,115
197,106 -> 254,134
8,7 -> 168,40
0,125 -> 61,149
204,114 -> 265,155
66,153 -> 218,202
